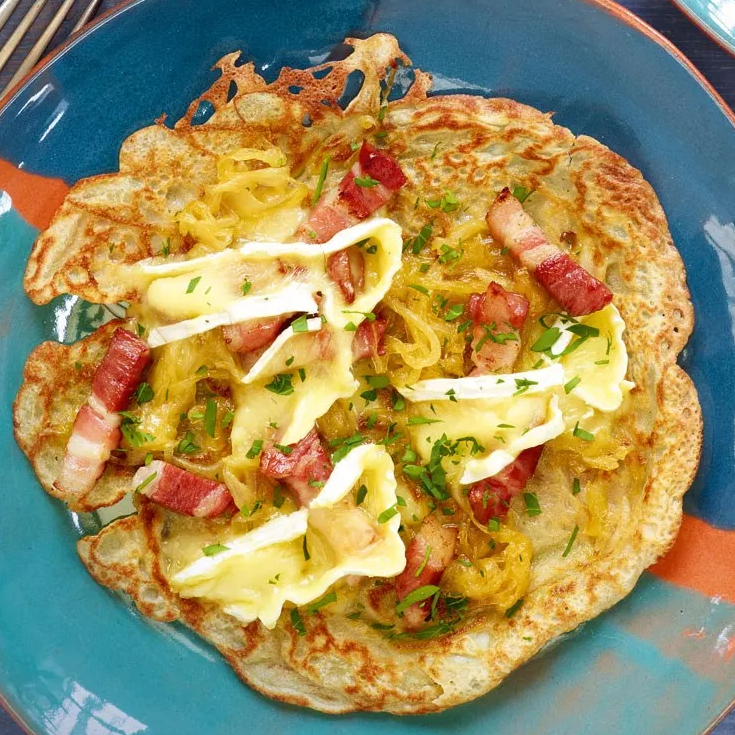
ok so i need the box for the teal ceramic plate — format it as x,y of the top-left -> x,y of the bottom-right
2,1 -> 735,733
670,0 -> 735,57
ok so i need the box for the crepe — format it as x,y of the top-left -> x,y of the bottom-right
14,34 -> 701,713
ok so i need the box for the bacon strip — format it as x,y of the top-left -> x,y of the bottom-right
55,328 -> 150,497
302,142 -> 407,245
467,445 -> 544,524
259,428 -> 333,506
395,515 -> 457,629
222,316 -> 288,354
351,317 -> 388,361
133,461 -> 233,518
326,248 -> 365,305
90,328 -> 152,413
468,282 -> 529,374
486,189 -> 612,316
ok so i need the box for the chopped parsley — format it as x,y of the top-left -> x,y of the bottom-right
573,422 -> 594,441
204,398 -> 217,438
531,327 -> 561,352
366,374 -> 390,388
404,221 -> 433,254
119,412 -> 154,447
134,471 -> 157,493
239,500 -> 263,518
134,382 -> 154,404
395,585 -> 440,614
354,174 -> 380,188
307,591 -> 337,615
513,377 -> 538,396
291,314 -> 309,333
438,242 -> 463,264
562,525 -> 580,557
341,309 -> 376,321
512,185 -> 533,203
564,375 -> 581,394
265,373 -> 295,396
414,545 -> 431,578
377,505 -> 399,524
177,431 -> 200,454
312,155 -> 330,206
298,367 -> 306,382
426,190 -> 459,213
290,608 -> 307,636
391,391 -> 405,411
407,416 -> 442,426
505,598 -> 524,618
272,485 -> 286,508
246,439 -> 263,459
330,432 -> 365,462
523,492 -> 542,517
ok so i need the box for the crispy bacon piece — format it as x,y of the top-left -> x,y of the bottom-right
55,406 -> 122,495
486,188 -> 612,316
222,316 -> 287,354
133,460 -> 233,517
259,428 -> 333,506
467,445 -> 544,524
358,141 -> 407,191
326,248 -> 365,305
395,515 -> 457,629
468,282 -> 529,374
90,328 -> 151,413
351,318 -> 388,360
307,202 -> 354,243
55,328 -> 150,497
302,142 -> 407,244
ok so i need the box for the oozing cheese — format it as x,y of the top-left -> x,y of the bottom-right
408,391 -> 565,486
137,218 -> 403,346
170,444 -> 405,628
242,316 -> 323,384
543,304 -> 634,412
229,328 -> 358,448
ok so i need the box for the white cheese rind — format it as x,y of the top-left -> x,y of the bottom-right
147,283 -> 318,348
398,365 -> 565,403
460,394 -> 565,484
171,445 -> 405,629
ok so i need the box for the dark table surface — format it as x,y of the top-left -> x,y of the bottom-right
1,0 -> 734,733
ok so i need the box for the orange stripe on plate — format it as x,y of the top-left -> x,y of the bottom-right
650,513 -> 735,604
0,159 -> 69,230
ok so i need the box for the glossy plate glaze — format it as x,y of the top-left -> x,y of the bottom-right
669,0 -> 735,58
1,1 -> 735,733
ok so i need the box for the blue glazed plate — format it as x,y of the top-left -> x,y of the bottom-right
2,1 -> 735,734
670,0 -> 735,58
